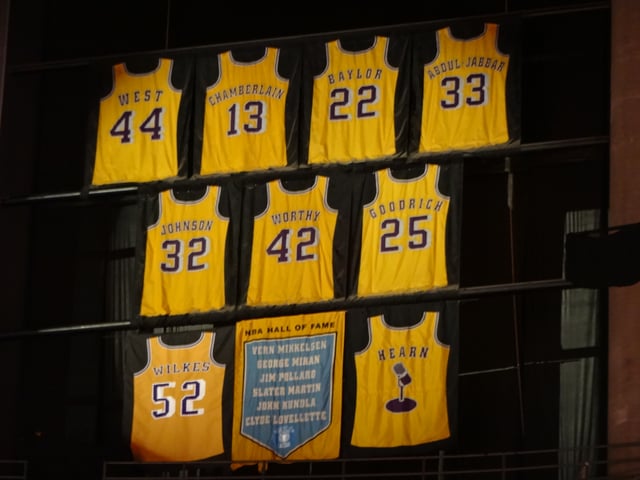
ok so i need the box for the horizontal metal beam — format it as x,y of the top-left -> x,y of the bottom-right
0,278 -> 576,341
0,136 -> 609,207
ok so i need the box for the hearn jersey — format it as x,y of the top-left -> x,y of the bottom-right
351,312 -> 450,447
140,186 -> 229,316
357,165 -> 450,296
130,332 -> 225,461
247,176 -> 338,305
419,23 -> 510,152
200,47 -> 290,174
308,36 -> 399,164
92,58 -> 182,185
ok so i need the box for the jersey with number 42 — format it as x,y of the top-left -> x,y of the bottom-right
247,176 -> 337,305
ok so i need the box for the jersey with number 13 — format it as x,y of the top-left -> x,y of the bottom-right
92,58 -> 182,185
200,47 -> 290,174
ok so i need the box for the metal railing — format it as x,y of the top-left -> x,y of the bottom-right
101,443 -> 640,480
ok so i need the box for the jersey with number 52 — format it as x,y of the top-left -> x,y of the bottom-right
130,332 -> 225,461
92,58 -> 181,185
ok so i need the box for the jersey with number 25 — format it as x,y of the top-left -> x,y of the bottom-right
357,165 -> 450,296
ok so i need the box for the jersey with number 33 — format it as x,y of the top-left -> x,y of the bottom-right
419,23 -> 510,152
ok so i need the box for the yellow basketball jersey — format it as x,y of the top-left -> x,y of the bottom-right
140,186 -> 229,316
200,48 -> 290,174
351,312 -> 450,447
130,332 -> 225,461
357,165 -> 450,296
419,23 -> 510,152
247,176 -> 337,305
92,58 -> 182,185
308,36 -> 399,164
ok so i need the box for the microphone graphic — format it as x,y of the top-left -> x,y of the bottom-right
385,361 -> 417,413
392,362 -> 411,400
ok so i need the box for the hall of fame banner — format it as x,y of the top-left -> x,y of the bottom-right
232,311 -> 345,461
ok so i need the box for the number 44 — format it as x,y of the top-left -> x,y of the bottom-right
110,107 -> 165,143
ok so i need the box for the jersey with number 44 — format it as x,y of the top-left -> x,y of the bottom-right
92,58 -> 182,185
419,23 -> 510,152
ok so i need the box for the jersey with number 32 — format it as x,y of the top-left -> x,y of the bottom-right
140,186 -> 229,316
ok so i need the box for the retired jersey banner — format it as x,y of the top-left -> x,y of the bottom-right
409,19 -> 521,155
122,328 -> 234,462
341,301 -> 458,457
232,311 -> 345,461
